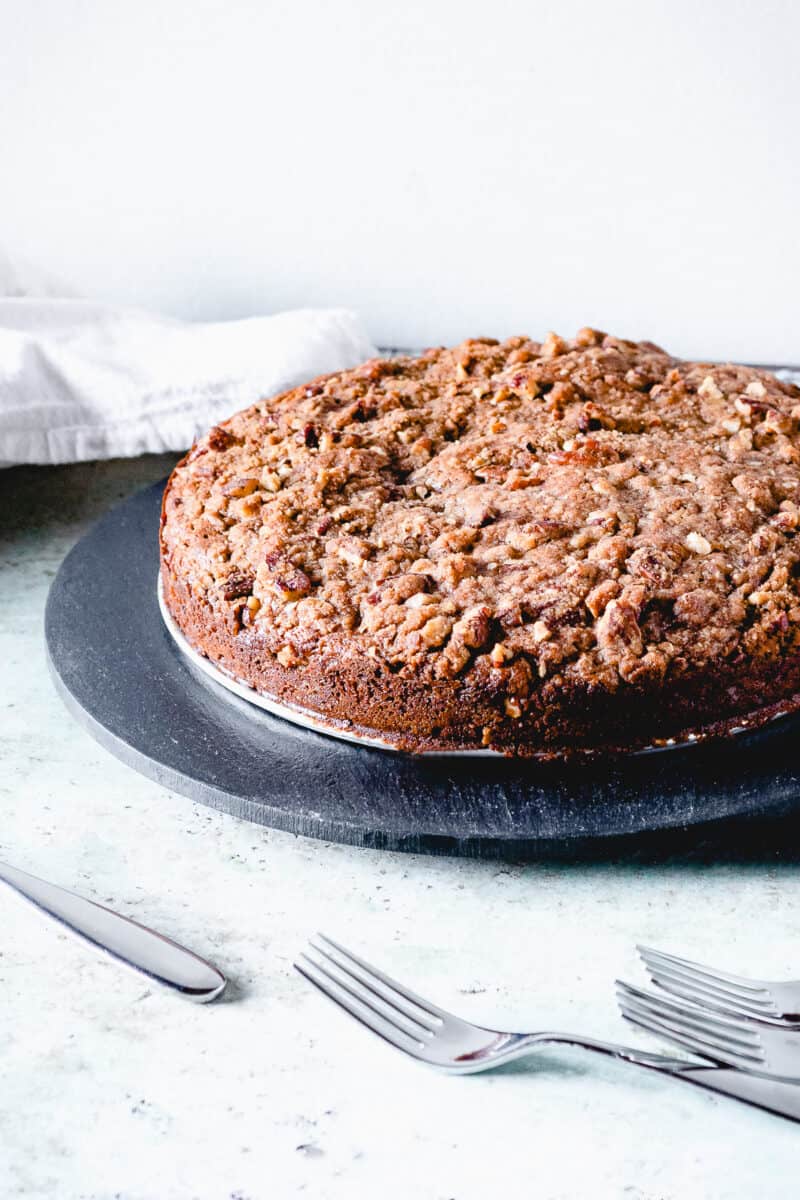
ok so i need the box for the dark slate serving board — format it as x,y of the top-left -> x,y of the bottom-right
45,480 -> 800,858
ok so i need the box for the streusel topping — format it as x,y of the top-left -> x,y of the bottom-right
161,329 -> 800,708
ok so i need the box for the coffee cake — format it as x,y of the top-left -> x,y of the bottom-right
160,329 -> 800,756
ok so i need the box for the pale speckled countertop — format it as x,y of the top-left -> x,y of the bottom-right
2,455 -> 800,1200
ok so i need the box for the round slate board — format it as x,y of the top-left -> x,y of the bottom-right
45,480 -> 800,857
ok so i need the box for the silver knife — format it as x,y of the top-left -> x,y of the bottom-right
0,860 -> 226,1002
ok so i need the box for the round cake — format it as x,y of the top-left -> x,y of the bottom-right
160,328 -> 800,757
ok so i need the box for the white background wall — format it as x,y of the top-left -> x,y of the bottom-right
2,0 -> 798,361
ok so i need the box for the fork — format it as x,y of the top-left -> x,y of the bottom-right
616,979 -> 800,1081
637,945 -> 800,1026
295,935 -> 800,1122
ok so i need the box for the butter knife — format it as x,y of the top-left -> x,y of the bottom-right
0,860 -> 226,1002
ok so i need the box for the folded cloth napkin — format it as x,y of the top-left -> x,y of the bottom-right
0,298 -> 376,467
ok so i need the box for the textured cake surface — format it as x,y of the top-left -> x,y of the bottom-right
160,329 -> 800,756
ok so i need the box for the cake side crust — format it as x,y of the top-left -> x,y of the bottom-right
160,559 -> 800,759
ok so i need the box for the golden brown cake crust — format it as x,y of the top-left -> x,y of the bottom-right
159,329 -> 800,756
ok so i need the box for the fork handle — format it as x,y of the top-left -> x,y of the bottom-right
554,1034 -> 800,1123
0,861 -> 226,1002
527,1032 -> 691,1071
535,1034 -> 800,1123
663,1062 -> 800,1123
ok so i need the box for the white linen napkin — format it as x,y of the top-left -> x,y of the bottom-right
0,297 -> 376,467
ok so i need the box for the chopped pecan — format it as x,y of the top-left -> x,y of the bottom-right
497,602 -> 523,630
574,327 -> 604,347
222,476 -> 258,498
207,426 -> 234,451
274,568 -> 312,601
596,598 -> 644,658
541,331 -> 568,358
674,589 -> 717,626
547,381 -> 580,414
547,437 -> 619,467
222,572 -> 254,601
367,573 -> 432,606
264,550 -> 312,600
241,595 -> 262,625
452,605 -> 492,650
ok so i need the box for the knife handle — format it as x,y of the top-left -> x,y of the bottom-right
0,861 -> 226,1002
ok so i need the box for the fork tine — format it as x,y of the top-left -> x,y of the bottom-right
637,946 -> 772,1000
295,953 -> 428,1057
310,933 -> 448,1023
616,981 -> 763,1054
641,956 -> 776,1011
645,964 -> 778,1019
307,938 -> 439,1035
617,996 -> 764,1070
618,1003 -> 732,1066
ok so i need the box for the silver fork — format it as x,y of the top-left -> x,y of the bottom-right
638,945 -> 800,1026
616,979 -> 800,1080
295,935 -> 800,1122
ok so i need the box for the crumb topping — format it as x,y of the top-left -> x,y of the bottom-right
161,329 -> 800,714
